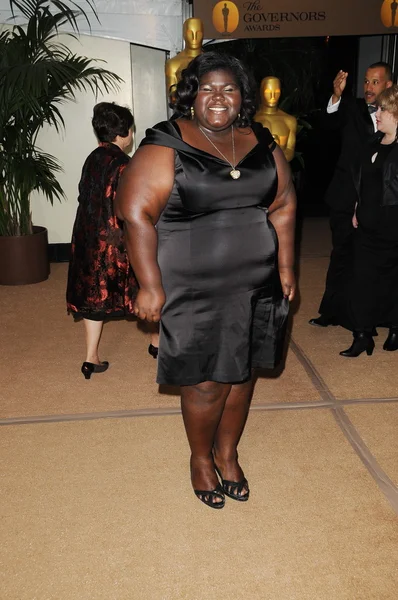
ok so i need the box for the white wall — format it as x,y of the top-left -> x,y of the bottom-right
130,45 -> 169,146
30,34 -> 133,244
0,0 -> 183,53
31,34 -> 169,244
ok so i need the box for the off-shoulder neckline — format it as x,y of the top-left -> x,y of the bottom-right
163,119 -> 262,167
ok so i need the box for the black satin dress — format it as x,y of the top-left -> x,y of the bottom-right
140,120 -> 289,386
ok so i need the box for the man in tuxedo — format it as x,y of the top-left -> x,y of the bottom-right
309,62 -> 393,328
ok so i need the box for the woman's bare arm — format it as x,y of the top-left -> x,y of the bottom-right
115,144 -> 175,321
268,144 -> 297,301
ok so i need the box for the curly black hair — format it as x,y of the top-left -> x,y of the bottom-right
92,102 -> 134,143
174,51 -> 256,128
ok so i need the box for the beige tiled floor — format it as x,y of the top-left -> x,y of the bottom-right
1,217 -> 398,599
344,403 -> 398,486
1,412 -> 398,600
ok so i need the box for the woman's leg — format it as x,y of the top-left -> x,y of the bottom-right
349,227 -> 379,332
83,318 -> 104,364
340,226 -> 377,356
143,322 -> 159,358
181,381 -> 231,496
148,322 -> 160,348
213,378 -> 254,493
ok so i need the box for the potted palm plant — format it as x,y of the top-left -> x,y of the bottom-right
0,0 -> 122,284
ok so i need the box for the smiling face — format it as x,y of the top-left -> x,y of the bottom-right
193,69 -> 242,132
364,67 -> 392,105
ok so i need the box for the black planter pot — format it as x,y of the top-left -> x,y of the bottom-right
0,226 -> 50,285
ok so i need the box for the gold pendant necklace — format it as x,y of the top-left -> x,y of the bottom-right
198,124 -> 241,179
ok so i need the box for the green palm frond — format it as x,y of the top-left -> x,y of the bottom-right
1,0 -> 123,236
10,0 -> 98,30
0,147 -> 66,235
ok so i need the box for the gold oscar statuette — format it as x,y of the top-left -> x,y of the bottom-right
165,18 -> 204,106
254,76 -> 297,162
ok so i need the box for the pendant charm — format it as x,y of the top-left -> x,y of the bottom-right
230,169 -> 241,180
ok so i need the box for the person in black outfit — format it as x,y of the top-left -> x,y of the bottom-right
309,63 -> 393,328
116,52 -> 296,509
339,85 -> 398,357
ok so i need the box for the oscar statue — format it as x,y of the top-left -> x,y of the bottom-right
254,76 -> 297,162
165,18 -> 204,106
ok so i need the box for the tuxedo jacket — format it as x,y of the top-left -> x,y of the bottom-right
322,97 -> 375,213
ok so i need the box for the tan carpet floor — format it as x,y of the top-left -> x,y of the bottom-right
1,217 -> 398,599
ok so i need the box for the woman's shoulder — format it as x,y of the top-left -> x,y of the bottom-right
101,143 -> 129,164
86,143 -> 127,158
83,144 -> 128,173
141,120 -> 180,141
152,120 -> 178,133
140,119 -> 188,151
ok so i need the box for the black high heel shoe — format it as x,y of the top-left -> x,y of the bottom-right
383,328 -> 398,351
339,332 -> 375,358
81,361 -> 109,379
148,344 -> 158,359
193,484 -> 225,509
191,459 -> 225,509
215,466 -> 250,502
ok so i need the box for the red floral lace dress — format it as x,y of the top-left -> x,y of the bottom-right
66,142 -> 138,320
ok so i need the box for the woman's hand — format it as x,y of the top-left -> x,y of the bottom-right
279,267 -> 296,302
134,287 -> 165,322
352,211 -> 358,228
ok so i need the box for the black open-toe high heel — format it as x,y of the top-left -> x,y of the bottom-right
81,361 -> 109,379
215,466 -> 250,502
193,484 -> 225,509
148,344 -> 158,359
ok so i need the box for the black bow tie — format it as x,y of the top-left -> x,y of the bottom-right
368,104 -> 377,114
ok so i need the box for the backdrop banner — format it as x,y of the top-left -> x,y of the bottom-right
193,0 -> 398,39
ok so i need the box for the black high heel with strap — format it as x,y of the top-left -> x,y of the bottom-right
215,466 -> 250,502
148,344 -> 158,359
81,361 -> 109,379
193,484 -> 225,509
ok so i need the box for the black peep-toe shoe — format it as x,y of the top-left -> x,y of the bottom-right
215,466 -> 250,502
193,484 -> 225,509
148,344 -> 158,359
81,361 -> 109,380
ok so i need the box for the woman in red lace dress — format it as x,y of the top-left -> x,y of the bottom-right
66,102 -> 138,379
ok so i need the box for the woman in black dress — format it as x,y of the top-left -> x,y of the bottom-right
340,85 -> 398,357
66,102 -> 138,379
116,53 -> 296,508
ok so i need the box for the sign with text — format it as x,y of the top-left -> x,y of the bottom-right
193,0 -> 398,39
